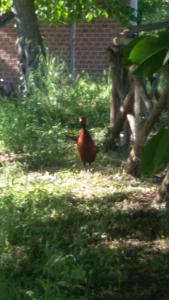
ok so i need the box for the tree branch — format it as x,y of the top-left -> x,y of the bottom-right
128,20 -> 169,35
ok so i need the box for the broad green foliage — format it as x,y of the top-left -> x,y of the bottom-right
0,0 -> 134,24
123,36 -> 145,66
125,30 -> 169,176
35,0 -> 133,24
1,0 -> 169,23
125,31 -> 169,76
139,0 -> 169,22
140,128 -> 169,176
2,0 -> 169,23
0,0 -> 12,15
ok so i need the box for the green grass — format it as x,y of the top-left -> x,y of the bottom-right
0,154 -> 169,300
0,56 -> 110,164
0,60 -> 169,299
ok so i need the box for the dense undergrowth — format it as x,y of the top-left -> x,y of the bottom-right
0,60 -> 169,300
0,59 -> 110,168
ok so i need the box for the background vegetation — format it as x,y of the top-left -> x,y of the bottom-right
0,60 -> 169,300
1,0 -> 169,299
0,57 -> 110,167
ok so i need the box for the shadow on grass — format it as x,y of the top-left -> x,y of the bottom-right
0,146 -> 128,173
1,190 -> 169,300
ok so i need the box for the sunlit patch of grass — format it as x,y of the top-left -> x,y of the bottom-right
0,157 -> 168,299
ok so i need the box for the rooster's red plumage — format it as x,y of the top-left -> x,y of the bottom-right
77,117 -> 97,167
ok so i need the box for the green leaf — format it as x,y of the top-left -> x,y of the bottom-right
158,31 -> 169,43
132,48 -> 167,76
34,0 -> 134,24
140,128 -> 169,176
86,12 -> 94,21
129,36 -> 169,65
1,0 -> 12,12
123,36 -> 146,66
125,31 -> 169,76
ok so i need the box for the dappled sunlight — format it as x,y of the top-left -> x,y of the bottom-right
0,143 -> 167,300
0,159 -> 169,299
105,238 -> 169,253
0,164 -> 157,209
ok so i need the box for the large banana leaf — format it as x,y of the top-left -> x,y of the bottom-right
140,128 -> 169,176
124,31 -> 169,76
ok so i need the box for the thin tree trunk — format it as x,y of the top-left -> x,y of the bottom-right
133,77 -> 142,142
158,167 -> 169,205
123,118 -> 132,147
12,0 -> 46,86
110,75 -> 121,128
112,85 -> 134,138
158,74 -> 169,204
126,83 -> 169,174
127,79 -> 152,143
139,79 -> 153,112
126,113 -> 136,140
104,86 -> 134,150
106,44 -> 130,149
108,46 -> 123,128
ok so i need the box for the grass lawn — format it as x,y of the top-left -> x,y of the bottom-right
0,149 -> 169,300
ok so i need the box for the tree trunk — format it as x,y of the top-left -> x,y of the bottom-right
158,167 -> 169,205
123,118 -> 131,147
105,85 -> 134,150
128,77 -> 152,143
158,72 -> 169,204
126,83 -> 169,175
12,0 -> 46,86
133,77 -> 142,141
111,85 -> 134,138
139,79 -> 153,112
108,46 -> 123,127
106,44 -> 130,149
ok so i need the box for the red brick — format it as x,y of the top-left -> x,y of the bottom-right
0,17 -> 121,81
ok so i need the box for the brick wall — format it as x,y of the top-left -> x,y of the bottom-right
0,21 -> 19,84
0,17 -> 120,84
40,22 -> 70,64
76,18 -> 119,76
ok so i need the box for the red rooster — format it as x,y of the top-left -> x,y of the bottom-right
77,117 -> 98,168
